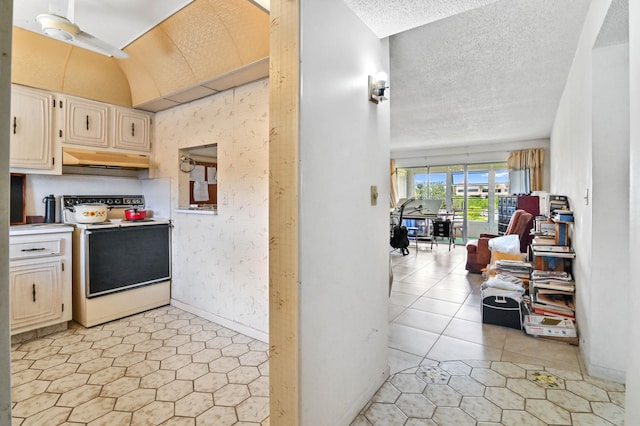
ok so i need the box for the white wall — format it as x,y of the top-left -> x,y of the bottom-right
154,80 -> 269,341
24,175 -> 171,222
299,0 -> 390,424
550,0 -> 629,382
591,42 -> 629,377
626,0 -> 640,420
1,0 -> 13,422
25,175 -> 143,220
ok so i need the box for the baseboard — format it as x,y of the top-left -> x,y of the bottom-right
170,299 -> 268,343
580,346 -> 626,384
337,365 -> 390,425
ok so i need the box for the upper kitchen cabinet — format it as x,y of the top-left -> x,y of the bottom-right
60,95 -> 110,148
9,85 -> 57,172
113,107 -> 152,152
59,95 -> 152,153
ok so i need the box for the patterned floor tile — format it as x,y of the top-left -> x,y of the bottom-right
68,397 -> 116,423
56,384 -> 102,408
11,251 -> 628,426
213,383 -> 250,406
174,392 -> 214,417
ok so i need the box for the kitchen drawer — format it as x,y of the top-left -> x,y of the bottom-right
10,238 -> 63,260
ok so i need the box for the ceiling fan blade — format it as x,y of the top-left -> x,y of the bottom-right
36,13 -> 80,41
74,30 -> 129,59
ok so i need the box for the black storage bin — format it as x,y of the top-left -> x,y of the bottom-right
481,294 -> 523,330
433,220 -> 451,238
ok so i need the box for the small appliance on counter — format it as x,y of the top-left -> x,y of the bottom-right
43,194 -> 56,223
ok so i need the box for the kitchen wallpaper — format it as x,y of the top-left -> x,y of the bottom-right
154,79 -> 269,340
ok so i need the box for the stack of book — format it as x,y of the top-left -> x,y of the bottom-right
487,259 -> 533,285
531,245 -> 575,271
552,210 -> 574,223
548,195 -> 570,214
531,232 -> 555,246
530,270 -> 575,320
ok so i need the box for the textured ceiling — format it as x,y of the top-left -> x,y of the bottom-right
342,0 -> 501,38
12,0 -> 620,154
595,0 -> 629,48
386,0 -> 592,152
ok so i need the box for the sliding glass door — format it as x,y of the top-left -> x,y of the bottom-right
395,162 -> 508,242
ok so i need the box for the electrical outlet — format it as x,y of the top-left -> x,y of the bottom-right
370,185 -> 378,206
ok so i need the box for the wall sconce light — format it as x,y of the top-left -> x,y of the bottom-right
368,72 -> 388,104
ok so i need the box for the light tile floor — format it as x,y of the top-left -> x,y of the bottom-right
10,306 -> 270,426
10,242 -> 627,425
352,241 -> 626,425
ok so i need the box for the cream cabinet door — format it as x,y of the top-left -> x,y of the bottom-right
61,96 -> 110,147
113,107 -> 152,151
10,258 -> 63,330
9,85 -> 54,170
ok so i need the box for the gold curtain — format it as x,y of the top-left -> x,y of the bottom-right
390,159 -> 398,207
507,149 -> 544,191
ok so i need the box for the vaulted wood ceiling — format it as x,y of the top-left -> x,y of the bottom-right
11,0 -> 269,110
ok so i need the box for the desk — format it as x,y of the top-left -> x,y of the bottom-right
390,212 -> 438,250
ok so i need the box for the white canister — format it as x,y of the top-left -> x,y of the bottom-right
74,203 -> 108,223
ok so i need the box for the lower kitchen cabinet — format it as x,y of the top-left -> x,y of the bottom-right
9,226 -> 73,335
10,259 -> 63,330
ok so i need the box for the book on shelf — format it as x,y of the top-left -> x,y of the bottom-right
535,287 -> 574,296
531,270 -> 572,280
532,247 -> 576,258
548,195 -> 570,213
532,281 -> 575,292
533,245 -> 573,253
532,236 -> 555,246
533,307 -> 575,320
492,260 -> 533,280
537,222 -> 556,234
495,259 -> 533,267
532,293 -> 575,318
534,291 -> 575,308
552,210 -> 574,222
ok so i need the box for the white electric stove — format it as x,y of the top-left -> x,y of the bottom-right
60,195 -> 172,327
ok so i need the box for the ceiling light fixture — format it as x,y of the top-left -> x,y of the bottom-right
368,72 -> 388,104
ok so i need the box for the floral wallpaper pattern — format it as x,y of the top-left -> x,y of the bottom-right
154,79 -> 269,338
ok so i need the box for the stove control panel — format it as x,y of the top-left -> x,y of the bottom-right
61,195 -> 145,209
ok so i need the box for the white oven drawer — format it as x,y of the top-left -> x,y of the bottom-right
10,238 -> 63,260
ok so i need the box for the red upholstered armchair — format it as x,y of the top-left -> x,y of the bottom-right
465,209 -> 534,273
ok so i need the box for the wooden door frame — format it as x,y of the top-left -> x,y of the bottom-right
269,0 -> 300,423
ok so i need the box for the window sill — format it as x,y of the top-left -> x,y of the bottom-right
176,208 -> 217,215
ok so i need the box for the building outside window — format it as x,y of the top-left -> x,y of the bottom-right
395,162 -> 509,240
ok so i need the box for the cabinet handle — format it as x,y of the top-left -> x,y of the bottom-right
32,283 -> 36,302
13,116 -> 16,134
131,123 -> 135,137
20,247 -> 46,252
86,115 -> 89,130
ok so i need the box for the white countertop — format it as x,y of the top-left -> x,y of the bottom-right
10,223 -> 74,236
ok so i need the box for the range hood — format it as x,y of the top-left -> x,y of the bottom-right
62,147 -> 150,178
